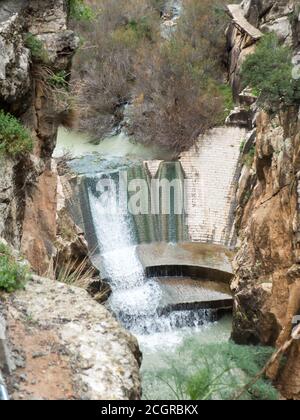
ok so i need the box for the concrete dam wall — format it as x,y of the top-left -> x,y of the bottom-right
146,126 -> 246,248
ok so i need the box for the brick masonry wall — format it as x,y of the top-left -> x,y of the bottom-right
145,126 -> 246,247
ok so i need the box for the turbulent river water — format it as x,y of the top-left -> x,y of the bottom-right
55,127 -> 233,400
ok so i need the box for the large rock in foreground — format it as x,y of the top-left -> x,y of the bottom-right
4,276 -> 141,400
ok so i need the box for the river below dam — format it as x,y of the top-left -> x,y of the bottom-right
55,128 -> 233,400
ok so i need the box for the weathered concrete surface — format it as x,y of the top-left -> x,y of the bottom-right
5,276 -> 141,400
145,127 -> 246,247
156,277 -> 232,313
137,242 -> 234,281
181,127 -> 246,246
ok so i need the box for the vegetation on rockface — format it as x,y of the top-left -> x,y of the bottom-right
144,341 -> 278,400
68,0 -> 95,21
243,145 -> 256,168
24,33 -> 49,63
54,255 -> 95,287
68,0 -> 95,22
0,243 -> 28,293
241,33 -> 300,111
48,70 -> 70,90
71,0 -> 233,154
0,110 -> 33,157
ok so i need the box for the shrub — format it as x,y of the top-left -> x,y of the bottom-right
48,70 -> 69,90
145,341 -> 278,400
0,110 -> 33,157
217,84 -> 234,121
69,0 -> 95,21
72,0 -> 160,140
128,38 -> 225,155
24,33 -> 49,63
241,33 -> 300,110
243,146 -> 256,168
72,0 -> 232,153
127,0 -> 231,155
0,243 -> 28,293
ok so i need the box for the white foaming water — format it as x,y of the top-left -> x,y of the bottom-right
88,177 -> 162,329
87,174 -> 216,336
88,184 -> 145,289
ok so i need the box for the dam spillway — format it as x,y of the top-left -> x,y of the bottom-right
59,123 -> 248,335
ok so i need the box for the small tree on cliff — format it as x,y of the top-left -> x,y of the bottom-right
241,33 -> 300,110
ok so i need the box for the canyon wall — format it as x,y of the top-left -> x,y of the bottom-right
228,0 -> 300,399
0,0 -> 78,275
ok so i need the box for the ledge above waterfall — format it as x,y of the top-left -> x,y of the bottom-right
137,242 -> 234,284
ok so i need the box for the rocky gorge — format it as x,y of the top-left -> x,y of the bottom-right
0,0 -> 300,401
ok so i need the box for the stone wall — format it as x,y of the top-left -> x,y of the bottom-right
181,127 -> 246,246
145,126 -> 246,248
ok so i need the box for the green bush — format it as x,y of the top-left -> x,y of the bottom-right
69,0 -> 95,21
145,341 -> 278,400
218,84 -> 234,121
48,70 -> 69,90
241,33 -> 300,110
0,243 -> 28,293
0,110 -> 33,157
242,145 -> 256,168
127,17 -> 155,41
24,33 -> 49,63
240,139 -> 246,153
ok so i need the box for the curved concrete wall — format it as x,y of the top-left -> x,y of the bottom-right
137,242 -> 234,283
146,126 -> 246,248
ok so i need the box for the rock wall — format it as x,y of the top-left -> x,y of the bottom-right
0,0 -> 78,275
228,0 -> 300,399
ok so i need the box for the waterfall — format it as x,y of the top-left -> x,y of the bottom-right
88,177 -> 144,289
85,169 -> 212,335
87,173 -> 162,332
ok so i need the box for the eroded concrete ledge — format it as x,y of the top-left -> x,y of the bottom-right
137,242 -> 234,283
156,277 -> 233,316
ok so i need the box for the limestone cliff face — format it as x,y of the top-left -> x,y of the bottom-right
229,0 -> 300,399
0,0 -> 78,275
